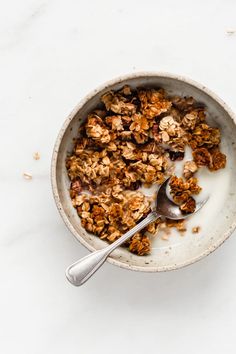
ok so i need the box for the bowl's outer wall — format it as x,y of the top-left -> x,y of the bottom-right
51,73 -> 236,272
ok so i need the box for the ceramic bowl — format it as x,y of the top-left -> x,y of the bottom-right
51,72 -> 236,272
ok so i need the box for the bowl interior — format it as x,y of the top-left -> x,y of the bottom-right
53,74 -> 236,271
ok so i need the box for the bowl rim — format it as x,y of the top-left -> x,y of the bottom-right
51,71 -> 236,272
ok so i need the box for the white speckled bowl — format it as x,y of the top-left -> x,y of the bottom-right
51,72 -> 236,272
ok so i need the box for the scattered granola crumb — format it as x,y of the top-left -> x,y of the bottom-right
33,152 -> 40,160
166,219 -> 186,232
192,226 -> 200,234
23,172 -> 32,180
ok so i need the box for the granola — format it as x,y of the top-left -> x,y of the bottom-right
192,226 -> 201,234
66,86 -> 227,255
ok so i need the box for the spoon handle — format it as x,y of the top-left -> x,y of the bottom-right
66,211 -> 159,286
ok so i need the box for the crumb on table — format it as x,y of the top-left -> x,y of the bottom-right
23,172 -> 32,180
192,226 -> 200,234
33,152 -> 40,160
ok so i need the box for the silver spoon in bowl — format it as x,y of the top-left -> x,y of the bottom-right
66,178 -> 208,286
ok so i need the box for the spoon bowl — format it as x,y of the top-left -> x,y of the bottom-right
156,178 -> 209,220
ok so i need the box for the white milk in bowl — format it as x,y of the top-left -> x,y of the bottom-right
142,142 -> 231,254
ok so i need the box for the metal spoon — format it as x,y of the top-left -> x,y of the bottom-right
66,178 -> 208,286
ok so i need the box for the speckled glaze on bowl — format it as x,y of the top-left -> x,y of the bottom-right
51,72 -> 236,272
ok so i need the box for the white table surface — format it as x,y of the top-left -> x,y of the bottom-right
1,1 -> 236,353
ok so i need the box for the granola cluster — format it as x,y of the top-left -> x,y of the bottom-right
66,86 -> 226,255
169,176 -> 201,214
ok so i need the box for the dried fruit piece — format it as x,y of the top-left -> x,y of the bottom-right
169,150 -> 185,161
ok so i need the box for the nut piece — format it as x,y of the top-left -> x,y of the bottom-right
183,160 -> 198,178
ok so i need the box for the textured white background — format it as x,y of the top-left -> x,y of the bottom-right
1,1 -> 236,353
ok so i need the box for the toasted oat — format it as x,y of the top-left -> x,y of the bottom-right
172,96 -> 194,111
70,180 -> 82,198
183,160 -> 198,179
182,112 -> 198,130
33,152 -> 40,160
23,172 -> 32,180
161,234 -> 169,241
